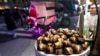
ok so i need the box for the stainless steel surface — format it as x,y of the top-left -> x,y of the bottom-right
0,38 -> 36,56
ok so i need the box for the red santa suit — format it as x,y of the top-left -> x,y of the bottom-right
27,4 -> 37,28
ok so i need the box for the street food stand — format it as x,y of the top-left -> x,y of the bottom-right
26,0 -> 100,56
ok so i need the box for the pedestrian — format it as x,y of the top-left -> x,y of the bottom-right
4,9 -> 17,38
4,9 -> 17,30
55,2 -> 64,18
13,9 -> 21,27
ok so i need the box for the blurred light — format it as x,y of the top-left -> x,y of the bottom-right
26,7 -> 29,10
14,6 -> 17,9
4,6 -> 10,9
4,0 -> 8,3
0,5 -> 4,10
25,2 -> 28,4
23,7 -> 28,10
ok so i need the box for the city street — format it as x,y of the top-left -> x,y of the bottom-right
0,0 -> 99,56
0,16 -> 97,56
0,16 -> 80,56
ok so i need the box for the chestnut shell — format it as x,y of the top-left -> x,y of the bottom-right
64,47 -> 73,55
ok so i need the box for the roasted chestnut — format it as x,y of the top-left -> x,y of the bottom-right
37,36 -> 44,44
55,49 -> 63,55
64,47 -> 73,55
37,36 -> 43,41
47,43 -> 53,47
61,35 -> 67,40
71,30 -> 76,34
58,33 -> 64,36
44,32 -> 49,36
70,37 -> 77,43
38,43 -> 46,51
63,28 -> 69,32
49,35 -> 54,43
72,33 -> 80,37
41,34 -> 45,37
57,28 -> 64,33
49,34 -> 53,38
42,37 -> 50,43
63,39 -> 72,47
82,41 -> 89,50
50,29 -> 57,35
58,38 -> 63,43
66,30 -> 73,37
46,46 -> 54,54
53,35 -> 60,42
72,44 -> 82,53
45,31 -> 52,37
54,42 -> 63,49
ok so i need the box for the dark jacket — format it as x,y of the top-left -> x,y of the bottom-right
4,9 -> 17,30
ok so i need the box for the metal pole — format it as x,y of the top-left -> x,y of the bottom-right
79,0 -> 84,36
79,11 -> 84,36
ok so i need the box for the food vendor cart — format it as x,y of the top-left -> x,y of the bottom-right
26,0 -> 100,56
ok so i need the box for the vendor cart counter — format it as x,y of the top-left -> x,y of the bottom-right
0,38 -> 37,56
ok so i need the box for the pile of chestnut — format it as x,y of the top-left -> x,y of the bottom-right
37,28 -> 90,55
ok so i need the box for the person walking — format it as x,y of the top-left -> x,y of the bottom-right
4,9 -> 17,38
4,9 -> 17,30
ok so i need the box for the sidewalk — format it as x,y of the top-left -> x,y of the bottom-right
0,16 -> 80,37
0,24 -> 33,37
0,16 -> 33,37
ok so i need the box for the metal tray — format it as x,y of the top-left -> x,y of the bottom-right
34,41 -> 90,56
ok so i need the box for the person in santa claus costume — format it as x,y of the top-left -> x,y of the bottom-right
26,3 -> 37,29
26,3 -> 44,37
